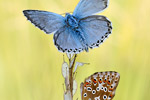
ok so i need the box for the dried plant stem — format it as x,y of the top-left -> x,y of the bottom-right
64,54 -> 77,100
69,54 -> 77,99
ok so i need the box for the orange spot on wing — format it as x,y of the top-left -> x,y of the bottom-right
93,79 -> 97,84
110,94 -> 113,97
107,81 -> 111,85
104,80 -> 107,83
99,80 -> 102,83
86,82 -> 89,85
109,88 -> 113,91
109,94 -> 113,98
84,82 -> 91,87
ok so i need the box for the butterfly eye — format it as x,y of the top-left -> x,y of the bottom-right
92,90 -> 96,94
103,95 -> 107,99
84,93 -> 87,97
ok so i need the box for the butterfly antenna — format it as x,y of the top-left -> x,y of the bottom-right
60,12 -> 73,16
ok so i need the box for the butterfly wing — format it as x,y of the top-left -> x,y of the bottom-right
79,15 -> 112,49
54,27 -> 85,53
80,71 -> 120,100
23,10 -> 65,34
73,0 -> 109,19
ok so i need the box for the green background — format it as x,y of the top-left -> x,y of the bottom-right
0,0 -> 150,100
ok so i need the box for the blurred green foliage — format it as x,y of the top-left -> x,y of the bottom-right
0,0 -> 150,100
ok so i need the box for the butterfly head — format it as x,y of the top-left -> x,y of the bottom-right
65,13 -> 79,29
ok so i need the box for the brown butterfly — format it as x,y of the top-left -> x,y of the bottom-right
80,71 -> 120,100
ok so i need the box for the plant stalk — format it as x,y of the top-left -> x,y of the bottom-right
69,54 -> 77,98
64,54 -> 77,100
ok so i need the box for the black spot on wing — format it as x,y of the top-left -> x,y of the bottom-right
88,16 -> 112,49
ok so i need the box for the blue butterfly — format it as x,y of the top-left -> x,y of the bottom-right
23,0 -> 112,53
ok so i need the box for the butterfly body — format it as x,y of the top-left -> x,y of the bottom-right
64,13 -> 89,51
23,0 -> 112,53
65,13 -> 79,29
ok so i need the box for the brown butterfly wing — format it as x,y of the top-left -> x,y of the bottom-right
80,71 -> 120,100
